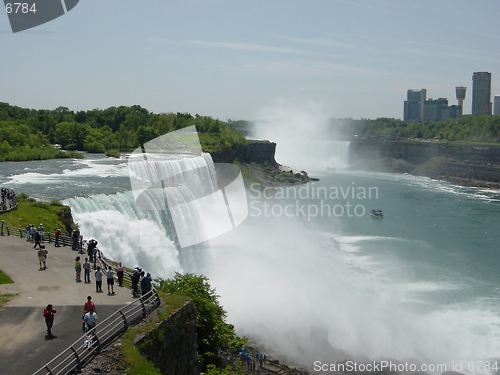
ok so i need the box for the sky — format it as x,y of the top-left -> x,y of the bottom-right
2,0 -> 500,121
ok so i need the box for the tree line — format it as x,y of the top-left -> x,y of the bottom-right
346,115 -> 500,143
0,102 -> 247,161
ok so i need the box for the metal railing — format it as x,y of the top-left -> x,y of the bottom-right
0,224 -> 135,289
0,224 -> 161,374
32,288 -> 161,375
0,225 -> 84,252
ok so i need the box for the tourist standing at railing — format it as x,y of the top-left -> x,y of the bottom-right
26,224 -> 31,241
71,228 -> 80,250
87,239 -> 98,262
141,272 -> 152,296
116,262 -> 124,287
38,223 -> 45,243
54,228 -> 61,247
29,224 -> 36,242
131,268 -> 141,297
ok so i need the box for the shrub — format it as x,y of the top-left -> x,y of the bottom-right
157,273 -> 246,371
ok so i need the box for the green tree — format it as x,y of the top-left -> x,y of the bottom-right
54,122 -> 90,150
157,273 -> 244,371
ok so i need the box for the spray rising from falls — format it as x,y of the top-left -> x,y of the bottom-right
251,100 -> 351,172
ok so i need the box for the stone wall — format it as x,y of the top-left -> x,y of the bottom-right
349,139 -> 500,165
136,300 -> 200,375
443,162 -> 500,182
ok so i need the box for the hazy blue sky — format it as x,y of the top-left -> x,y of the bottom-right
2,0 -> 500,121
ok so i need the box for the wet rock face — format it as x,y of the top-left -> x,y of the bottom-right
137,301 -> 200,375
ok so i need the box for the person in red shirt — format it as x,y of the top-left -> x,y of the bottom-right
54,228 -> 61,247
43,304 -> 57,339
83,296 -> 96,332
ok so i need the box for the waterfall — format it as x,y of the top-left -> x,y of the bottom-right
64,152 -> 221,277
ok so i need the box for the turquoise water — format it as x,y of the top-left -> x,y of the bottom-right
2,154 -> 500,371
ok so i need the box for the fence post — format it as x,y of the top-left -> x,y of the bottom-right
140,295 -> 147,318
119,309 -> 128,331
70,346 -> 81,370
93,331 -> 102,354
44,365 -> 54,375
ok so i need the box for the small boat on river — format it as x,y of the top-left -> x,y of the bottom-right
371,209 -> 383,218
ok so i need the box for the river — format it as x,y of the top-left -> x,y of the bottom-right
1,149 -> 500,373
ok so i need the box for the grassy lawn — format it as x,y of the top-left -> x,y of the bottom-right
0,194 -> 73,234
0,269 -> 15,309
0,270 -> 13,285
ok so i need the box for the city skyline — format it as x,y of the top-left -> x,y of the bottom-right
2,1 -> 500,121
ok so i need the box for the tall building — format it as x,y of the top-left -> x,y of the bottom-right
494,96 -> 500,115
404,89 -> 426,122
423,98 -> 461,121
471,72 -> 492,115
455,86 -> 466,116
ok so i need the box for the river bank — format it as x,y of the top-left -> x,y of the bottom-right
349,156 -> 500,190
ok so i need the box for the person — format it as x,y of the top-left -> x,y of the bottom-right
54,228 -> 61,247
131,268 -> 140,297
33,230 -> 42,249
141,272 -> 152,296
26,224 -> 31,241
82,308 -> 97,333
116,262 -> 124,287
95,266 -> 103,292
87,239 -> 98,262
83,258 -> 91,283
71,228 -> 80,251
139,270 -> 145,295
106,266 -> 115,295
75,256 -> 82,282
84,332 -> 93,349
84,295 -> 96,313
38,223 -> 45,243
43,304 -> 57,338
37,246 -> 46,270
83,296 -> 96,332
29,224 -> 36,242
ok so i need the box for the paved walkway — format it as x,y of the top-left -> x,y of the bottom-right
0,235 -> 136,375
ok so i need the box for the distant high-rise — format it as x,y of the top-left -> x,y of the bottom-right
472,72 -> 492,115
494,96 -> 500,115
404,89 -> 426,122
455,86 -> 466,115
